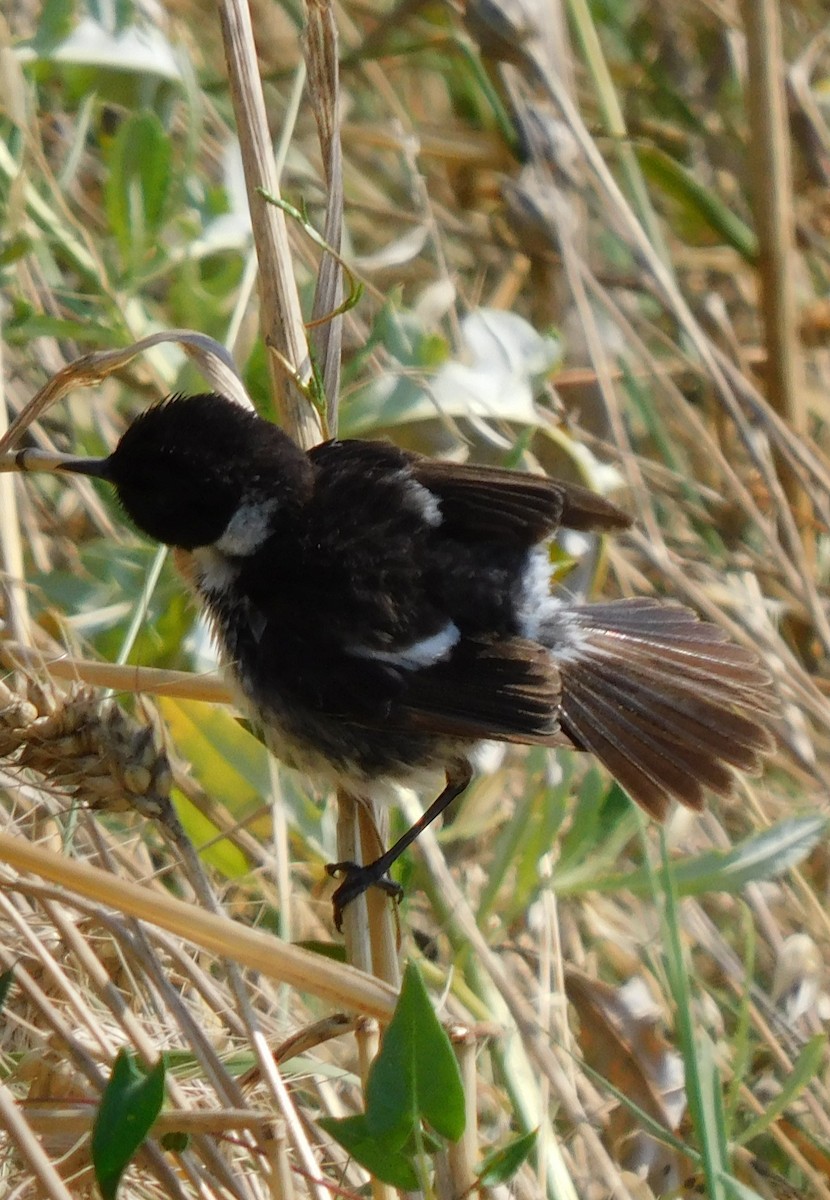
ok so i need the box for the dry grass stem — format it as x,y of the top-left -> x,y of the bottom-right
1,1 -> 828,1197
218,0 -> 320,447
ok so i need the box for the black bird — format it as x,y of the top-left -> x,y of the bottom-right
50,392 -> 774,925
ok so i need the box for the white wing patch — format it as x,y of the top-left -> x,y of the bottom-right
399,473 -> 443,527
352,621 -> 460,669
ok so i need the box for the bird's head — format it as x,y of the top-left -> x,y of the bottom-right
59,392 -> 312,551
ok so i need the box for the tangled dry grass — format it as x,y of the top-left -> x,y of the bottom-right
0,0 -> 829,1198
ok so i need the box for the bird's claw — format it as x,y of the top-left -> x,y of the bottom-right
326,860 -> 403,931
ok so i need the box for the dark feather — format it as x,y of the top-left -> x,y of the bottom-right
412,458 -> 631,543
250,619 -> 561,747
403,637 -> 562,743
239,622 -> 406,723
542,599 -> 775,816
70,391 -> 778,895
308,437 -> 411,478
564,601 -> 778,708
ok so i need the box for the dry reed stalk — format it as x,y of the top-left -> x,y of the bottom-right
740,0 -> 811,547
217,0 -> 320,448
217,0 -> 402,999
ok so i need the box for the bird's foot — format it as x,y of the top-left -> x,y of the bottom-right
326,860 -> 403,931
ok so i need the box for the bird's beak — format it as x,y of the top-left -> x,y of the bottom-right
57,455 -> 112,479
0,449 -> 113,478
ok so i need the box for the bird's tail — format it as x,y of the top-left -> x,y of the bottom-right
539,598 -> 776,817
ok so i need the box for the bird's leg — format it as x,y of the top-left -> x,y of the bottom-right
327,761 -> 473,930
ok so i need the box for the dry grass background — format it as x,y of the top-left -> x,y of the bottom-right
0,0 -> 829,1197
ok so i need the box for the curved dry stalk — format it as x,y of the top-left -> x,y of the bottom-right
0,330 -> 252,458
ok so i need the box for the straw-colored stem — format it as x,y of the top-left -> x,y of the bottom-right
0,1084 -> 77,1200
740,0 -> 810,547
445,1026 -> 478,1196
217,0 -> 320,450
0,640 -> 233,703
0,828 -> 397,1018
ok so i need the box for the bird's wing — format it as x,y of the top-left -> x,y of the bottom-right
411,457 -> 631,541
250,439 -> 604,743
400,636 -> 562,744
253,626 -> 407,721
253,619 -> 561,744
307,437 -> 412,481
308,438 -> 631,544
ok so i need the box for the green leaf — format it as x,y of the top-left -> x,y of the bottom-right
92,1049 -> 165,1199
363,979 -> 417,1150
340,307 -> 560,436
168,788 -> 251,879
557,775 -> 631,871
551,777 -> 641,895
29,17 -> 182,104
365,961 -> 465,1148
736,1034 -> 827,1147
32,0 -> 77,53
104,110 -> 171,271
476,751 -> 574,925
667,815 -> 830,895
635,143 -> 758,263
318,1115 -> 419,1190
696,1031 -> 730,1171
659,833 -> 728,1200
158,699 -> 271,804
293,940 -> 348,963
405,961 -> 465,1142
5,312 -> 124,345
585,815 -> 828,898
158,698 -> 272,878
477,1128 -> 537,1185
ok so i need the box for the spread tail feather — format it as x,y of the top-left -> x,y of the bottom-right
540,599 -> 776,818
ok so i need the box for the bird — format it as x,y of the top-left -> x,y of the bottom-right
45,391 -> 775,926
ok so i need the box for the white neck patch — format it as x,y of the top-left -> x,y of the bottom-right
190,545 -> 237,594
215,499 -> 277,557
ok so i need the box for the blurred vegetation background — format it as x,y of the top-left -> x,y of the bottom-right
0,0 -> 829,1197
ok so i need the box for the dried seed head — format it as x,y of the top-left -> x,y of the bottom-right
0,682 -> 172,818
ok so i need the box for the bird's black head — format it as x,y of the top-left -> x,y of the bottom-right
64,393 -> 312,550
